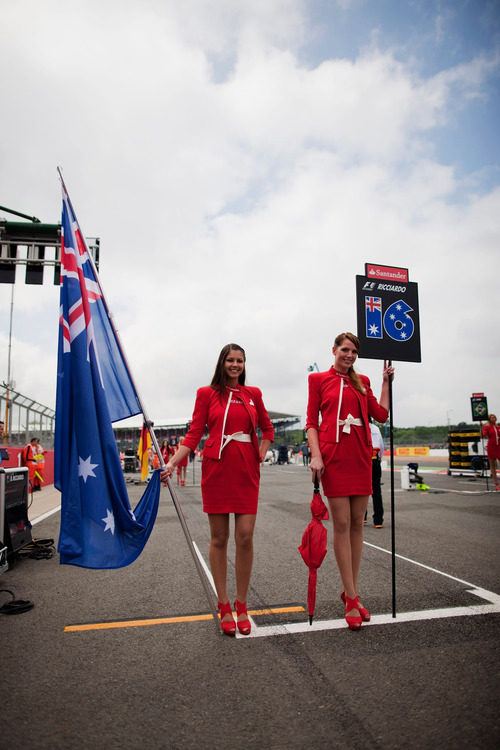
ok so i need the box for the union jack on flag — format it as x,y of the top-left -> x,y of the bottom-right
59,195 -> 102,354
365,295 -> 383,339
58,187 -> 140,422
55,182 -> 160,569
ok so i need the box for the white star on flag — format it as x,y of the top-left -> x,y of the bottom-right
369,324 -> 379,335
102,508 -> 115,535
78,455 -> 98,483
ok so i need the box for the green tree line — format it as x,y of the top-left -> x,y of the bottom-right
280,423 -> 477,447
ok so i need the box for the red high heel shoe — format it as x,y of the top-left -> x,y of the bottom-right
344,594 -> 362,630
218,601 -> 236,636
340,590 -> 370,622
234,599 -> 251,635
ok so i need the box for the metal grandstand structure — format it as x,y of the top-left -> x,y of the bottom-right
1,382 -> 55,447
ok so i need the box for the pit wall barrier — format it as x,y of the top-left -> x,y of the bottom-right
0,447 -> 54,486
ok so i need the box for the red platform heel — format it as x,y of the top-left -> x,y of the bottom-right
340,591 -> 370,622
344,594 -> 362,631
218,601 -> 236,636
234,599 -> 251,635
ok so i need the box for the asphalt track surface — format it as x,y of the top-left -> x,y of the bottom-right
1,462 -> 499,749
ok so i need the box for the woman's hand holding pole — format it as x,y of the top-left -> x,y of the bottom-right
160,444 -> 191,482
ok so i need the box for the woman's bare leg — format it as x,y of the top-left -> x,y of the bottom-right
234,514 -> 256,619
208,514 -> 231,619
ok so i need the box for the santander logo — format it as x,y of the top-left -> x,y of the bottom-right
366,264 -> 409,282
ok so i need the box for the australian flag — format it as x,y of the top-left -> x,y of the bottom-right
55,183 -> 160,568
365,296 -> 383,339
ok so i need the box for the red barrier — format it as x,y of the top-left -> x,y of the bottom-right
1,446 -> 54,485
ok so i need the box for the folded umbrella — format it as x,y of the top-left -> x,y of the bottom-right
298,476 -> 329,625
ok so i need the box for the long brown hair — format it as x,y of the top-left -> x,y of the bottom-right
333,332 -> 365,394
210,343 -> 246,394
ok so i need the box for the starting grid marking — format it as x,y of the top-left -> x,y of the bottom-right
64,606 -> 305,633
64,540 -> 500,636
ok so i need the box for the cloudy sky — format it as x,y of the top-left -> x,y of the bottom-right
1,0 -> 499,429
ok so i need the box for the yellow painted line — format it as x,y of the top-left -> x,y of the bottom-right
64,605 -> 305,633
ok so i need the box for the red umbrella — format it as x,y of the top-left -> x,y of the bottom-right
298,476 -> 329,624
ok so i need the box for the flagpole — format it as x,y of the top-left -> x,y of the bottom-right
388,359 -> 396,618
57,169 -> 221,633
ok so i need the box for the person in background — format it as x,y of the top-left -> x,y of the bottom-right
0,420 -> 4,466
306,332 -> 394,630
300,440 -> 310,466
482,413 -> 500,491
175,436 -> 189,486
160,439 -> 174,464
161,343 -> 274,636
159,439 -> 174,487
364,419 -> 385,528
21,437 -> 39,492
32,439 -> 47,491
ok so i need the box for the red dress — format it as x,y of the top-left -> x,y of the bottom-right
182,385 -> 274,515
202,390 -> 259,513
320,380 -> 372,497
306,368 -> 389,499
176,445 -> 189,468
483,423 -> 500,460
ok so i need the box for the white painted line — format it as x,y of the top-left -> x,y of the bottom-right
244,544 -> 500,638
31,505 -> 61,525
362,540 -> 477,587
192,540 -> 257,637
193,541 -> 216,593
246,591 -> 500,639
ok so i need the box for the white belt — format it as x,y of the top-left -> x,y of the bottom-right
220,432 -> 252,453
338,414 -> 363,434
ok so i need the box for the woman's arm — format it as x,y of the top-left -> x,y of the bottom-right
306,374 -> 324,479
307,427 -> 324,478
259,439 -> 271,462
378,360 -> 395,412
252,388 -> 275,442
161,388 -> 209,480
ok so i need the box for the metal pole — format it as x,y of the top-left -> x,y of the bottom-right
388,360 -> 396,618
479,422 -> 489,491
4,285 -> 15,443
57,169 -> 220,633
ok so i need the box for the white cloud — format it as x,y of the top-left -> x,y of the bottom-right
0,0 -> 498,429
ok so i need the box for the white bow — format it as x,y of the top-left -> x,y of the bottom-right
339,413 -> 362,434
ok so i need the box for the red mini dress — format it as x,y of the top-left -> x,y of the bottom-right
320,380 -> 372,498
202,389 -> 260,514
483,423 -> 500,460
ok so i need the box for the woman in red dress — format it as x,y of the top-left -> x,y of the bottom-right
482,414 -> 500,490
175,436 -> 189,486
306,332 -> 394,630
161,344 -> 274,636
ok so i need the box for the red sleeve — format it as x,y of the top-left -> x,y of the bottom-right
252,388 -> 274,441
306,373 -> 321,432
363,376 -> 389,423
182,388 -> 211,452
